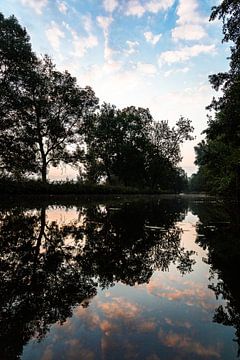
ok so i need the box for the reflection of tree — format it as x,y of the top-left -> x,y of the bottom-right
72,200 -> 195,288
0,207 -> 97,360
191,201 -> 240,357
0,199 -> 195,359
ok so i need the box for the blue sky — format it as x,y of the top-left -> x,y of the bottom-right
1,0 -> 229,177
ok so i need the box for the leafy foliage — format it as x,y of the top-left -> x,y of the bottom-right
194,1 -> 240,196
0,12 -> 192,191
82,103 -> 193,191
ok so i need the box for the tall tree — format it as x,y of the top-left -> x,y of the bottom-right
83,103 -> 193,190
1,53 -> 98,181
194,1 -> 240,196
0,12 -> 37,176
83,103 -> 153,186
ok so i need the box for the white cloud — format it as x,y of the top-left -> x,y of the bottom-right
145,0 -> 175,13
97,16 -> 113,32
172,0 -> 208,41
164,66 -> 189,77
144,31 -> 162,45
73,35 -> 98,58
125,40 -> 139,55
125,0 -> 145,17
21,0 -> 48,15
159,44 -> 216,65
125,0 -> 174,17
82,14 -> 93,33
58,1 -> 67,14
97,16 -> 114,62
103,0 -> 118,13
137,62 -> 158,75
176,0 -> 208,25
45,22 -> 65,50
172,24 -> 206,41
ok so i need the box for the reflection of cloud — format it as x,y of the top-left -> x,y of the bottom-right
147,275 -> 216,311
101,337 -> 140,359
146,355 -> 161,360
41,345 -> 53,360
99,297 -> 141,319
65,339 -> 95,360
165,317 -> 192,329
159,330 -> 220,358
100,320 -> 119,335
74,306 -> 101,330
137,321 -> 156,332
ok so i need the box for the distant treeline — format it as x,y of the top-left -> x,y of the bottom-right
0,12 -> 193,193
189,1 -> 240,198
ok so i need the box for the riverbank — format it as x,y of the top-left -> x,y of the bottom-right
0,178 -> 167,196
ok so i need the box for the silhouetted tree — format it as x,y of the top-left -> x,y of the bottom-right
0,199 -> 195,358
0,207 -> 97,359
0,52 -> 98,182
192,200 -> 240,357
0,12 -> 38,177
83,103 -> 193,190
194,1 -> 240,196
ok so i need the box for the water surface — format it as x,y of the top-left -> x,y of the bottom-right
0,196 -> 239,359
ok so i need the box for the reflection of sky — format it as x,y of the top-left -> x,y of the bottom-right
22,209 -> 237,360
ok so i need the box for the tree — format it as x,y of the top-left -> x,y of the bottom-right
1,54 -> 98,182
147,117 -> 193,190
0,12 -> 37,176
83,103 -> 153,186
194,1 -> 240,196
192,200 -> 240,357
83,103 -> 193,190
150,117 -> 194,166
0,206 -> 97,359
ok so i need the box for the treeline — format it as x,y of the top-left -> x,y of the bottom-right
190,1 -> 240,198
0,12 -> 193,193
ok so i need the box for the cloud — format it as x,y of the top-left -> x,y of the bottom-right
137,321 -> 156,332
73,35 -> 98,58
45,21 -> 65,50
145,0 -> 175,13
125,40 -> 139,55
58,1 -> 68,14
164,66 -> 189,77
136,62 -> 158,75
103,0 -> 118,13
176,0 -> 208,26
97,16 -> 114,62
144,31 -> 162,45
62,19 -> 98,58
97,15 -> 113,31
172,24 -> 207,41
125,0 -> 145,17
82,14 -> 93,33
99,297 -> 141,319
21,0 -> 48,14
172,0 -> 208,41
159,330 -> 221,358
125,0 -> 174,17
159,44 -> 216,65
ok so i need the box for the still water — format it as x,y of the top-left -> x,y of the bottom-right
0,195 -> 239,359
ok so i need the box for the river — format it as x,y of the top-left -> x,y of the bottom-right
0,195 -> 239,359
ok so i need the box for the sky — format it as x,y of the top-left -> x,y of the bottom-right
1,0 -> 229,179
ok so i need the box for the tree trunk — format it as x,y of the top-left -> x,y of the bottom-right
41,161 -> 47,183
31,207 -> 46,286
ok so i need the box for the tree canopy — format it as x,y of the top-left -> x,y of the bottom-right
0,11 -> 193,191
193,1 -> 240,196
